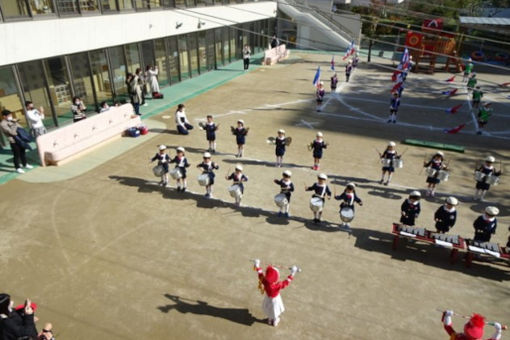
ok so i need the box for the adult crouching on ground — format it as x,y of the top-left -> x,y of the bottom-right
175,104 -> 193,135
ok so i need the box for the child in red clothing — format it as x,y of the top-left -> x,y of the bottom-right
442,310 -> 502,340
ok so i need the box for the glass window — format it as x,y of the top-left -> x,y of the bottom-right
166,37 -> 180,84
222,27 -> 230,63
229,27 -> 238,61
134,0 -> 159,9
89,49 -> 112,104
56,0 -> 79,15
1,0 -> 30,17
0,66 -> 26,128
108,46 -> 128,100
196,0 -> 212,6
178,35 -> 190,80
197,31 -> 207,74
160,0 -> 174,6
205,30 -> 215,71
188,33 -> 199,77
29,0 -> 55,15
154,39 -> 169,87
175,0 -> 185,7
69,53 -> 95,108
214,28 -> 224,67
185,0 -> 195,6
43,57 -> 73,125
80,0 -> 99,12
100,0 -> 118,11
118,0 -> 133,9
125,43 -> 141,74
140,40 -> 155,70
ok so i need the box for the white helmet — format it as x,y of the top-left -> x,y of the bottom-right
485,206 -> 499,216
237,119 -> 244,125
410,190 -> 421,198
283,170 -> 292,177
316,132 -> 323,137
235,164 -> 243,171
485,156 -> 495,163
446,196 -> 458,206
176,147 -> 185,153
388,141 -> 396,147
203,152 -> 211,158
159,145 -> 167,151
318,173 -> 328,180
278,129 -> 285,134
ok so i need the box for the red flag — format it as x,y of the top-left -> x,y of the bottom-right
445,104 -> 462,114
446,75 -> 455,82
391,82 -> 402,93
441,88 -> 458,97
443,123 -> 466,134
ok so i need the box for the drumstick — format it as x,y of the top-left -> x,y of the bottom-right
374,147 -> 382,157
435,309 -> 508,329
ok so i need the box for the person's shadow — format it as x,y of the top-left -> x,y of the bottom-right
157,294 -> 264,326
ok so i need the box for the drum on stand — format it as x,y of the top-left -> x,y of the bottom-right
274,194 -> 288,207
339,207 -> 354,223
169,168 -> 182,180
153,165 -> 164,177
198,173 -> 210,186
381,159 -> 392,167
425,167 -> 437,177
438,170 -> 449,182
309,197 -> 324,212
474,171 -> 485,182
487,175 -> 500,186
394,158 -> 404,169
228,185 -> 242,198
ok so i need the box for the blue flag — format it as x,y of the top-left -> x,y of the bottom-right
313,66 -> 321,87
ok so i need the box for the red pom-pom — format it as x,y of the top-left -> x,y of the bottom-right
470,314 -> 485,328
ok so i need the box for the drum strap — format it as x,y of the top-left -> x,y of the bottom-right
320,185 -> 327,198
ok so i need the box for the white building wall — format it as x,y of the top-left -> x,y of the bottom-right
0,2 -> 277,66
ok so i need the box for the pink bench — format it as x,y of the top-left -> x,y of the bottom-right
264,44 -> 290,65
36,104 -> 141,166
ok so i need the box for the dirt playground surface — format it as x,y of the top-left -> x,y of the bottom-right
1,52 -> 509,339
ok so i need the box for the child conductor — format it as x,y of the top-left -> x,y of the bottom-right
274,170 -> 294,218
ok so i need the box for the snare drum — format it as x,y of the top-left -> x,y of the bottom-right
228,185 -> 242,198
438,170 -> 449,182
274,194 -> 288,207
153,165 -> 164,177
339,207 -> 354,222
425,167 -> 437,177
394,158 -> 403,169
474,171 -> 485,182
309,197 -> 324,212
169,168 -> 182,180
381,159 -> 392,167
487,175 -> 500,186
198,173 -> 210,186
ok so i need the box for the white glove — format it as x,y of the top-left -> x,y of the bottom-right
253,259 -> 260,268
290,265 -> 299,276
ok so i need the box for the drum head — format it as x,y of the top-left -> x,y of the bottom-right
340,207 -> 354,222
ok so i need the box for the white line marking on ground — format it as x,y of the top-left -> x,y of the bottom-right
296,119 -> 320,129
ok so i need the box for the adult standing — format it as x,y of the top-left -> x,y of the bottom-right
25,101 -> 47,138
129,72 -> 143,116
146,65 -> 160,96
135,68 -> 147,106
0,293 -> 38,340
270,35 -> 279,49
0,110 -> 33,174
242,45 -> 251,71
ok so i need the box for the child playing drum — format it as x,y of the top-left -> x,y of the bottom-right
379,141 -> 401,185
226,164 -> 248,206
424,151 -> 448,197
305,173 -> 332,223
274,170 -> 294,218
151,145 -> 170,187
170,147 -> 190,192
334,182 -> 363,227
309,132 -> 327,171
400,191 -> 421,226
231,119 -> 249,158
434,196 -> 458,233
196,152 -> 219,198
474,156 -> 501,201
204,115 -> 218,153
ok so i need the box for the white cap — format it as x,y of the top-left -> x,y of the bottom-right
283,170 -> 292,177
159,145 -> 167,151
435,151 -> 444,157
485,156 -> 495,163
237,119 -> 244,124
410,190 -> 421,198
388,141 -> 396,147
278,129 -> 285,134
203,152 -> 211,158
176,146 -> 185,153
235,164 -> 243,171
485,206 -> 499,216
346,182 -> 356,188
318,173 -> 328,180
320,81 -> 324,85
316,131 -> 323,137
446,196 -> 458,206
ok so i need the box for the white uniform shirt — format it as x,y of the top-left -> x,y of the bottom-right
175,110 -> 189,127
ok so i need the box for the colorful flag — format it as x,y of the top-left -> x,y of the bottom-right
330,55 -> 335,71
391,82 -> 402,93
342,40 -> 355,60
312,66 -> 321,87
499,82 -> 510,87
445,104 -> 462,114
441,88 -> 458,97
401,48 -> 409,65
443,123 -> 466,134
446,75 -> 455,82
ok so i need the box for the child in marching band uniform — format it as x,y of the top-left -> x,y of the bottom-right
400,191 -> 421,226
197,152 -> 219,198
316,82 -> 325,112
274,129 -> 288,167
252,259 -> 299,327
379,141 -> 400,185
151,145 -> 171,187
309,132 -> 327,171
474,156 -> 501,201
170,147 -> 190,192
473,206 -> 499,242
388,92 -> 400,124
226,164 -> 248,206
306,173 -> 332,223
204,115 -> 218,153
334,182 -> 363,227
434,196 -> 458,233
424,151 -> 448,197
330,73 -> 338,92
231,119 -> 248,158
442,310 -> 502,340
345,60 -> 353,82
274,170 -> 294,218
